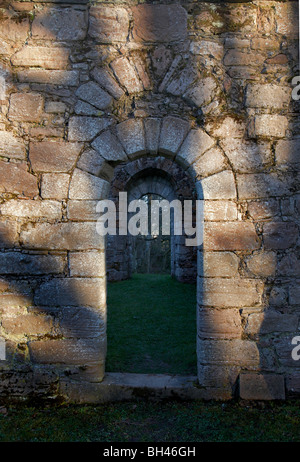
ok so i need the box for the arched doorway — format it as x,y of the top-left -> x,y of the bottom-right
105,157 -> 197,375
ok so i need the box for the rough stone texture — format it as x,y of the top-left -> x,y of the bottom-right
132,4 -> 187,43
0,131 -> 26,160
204,223 -> 260,251
75,82 -> 112,110
0,0 -> 298,403
240,374 -> 285,400
30,141 -> 82,173
159,117 -> 190,157
89,6 -> 129,43
111,57 -> 143,94
8,93 -> 44,122
68,117 -> 112,142
198,278 -> 264,308
69,169 -> 110,200
116,119 -> 146,159
177,128 -> 215,168
0,161 -> 38,198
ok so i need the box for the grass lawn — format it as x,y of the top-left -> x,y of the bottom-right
0,400 -> 299,442
106,273 -> 197,375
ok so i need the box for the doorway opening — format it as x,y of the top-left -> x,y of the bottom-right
105,157 -> 197,376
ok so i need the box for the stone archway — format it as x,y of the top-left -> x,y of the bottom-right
65,115 -> 251,400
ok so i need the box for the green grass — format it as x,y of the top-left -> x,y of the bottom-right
0,401 -> 299,442
106,273 -> 197,375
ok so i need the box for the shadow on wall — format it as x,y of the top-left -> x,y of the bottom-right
0,0 -> 299,402
197,1 -> 300,400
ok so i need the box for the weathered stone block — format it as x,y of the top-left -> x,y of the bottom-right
89,6 -> 129,42
220,139 -> 271,173
132,4 -> 187,43
263,222 -> 298,250
159,117 -> 190,157
20,222 -> 105,251
68,117 -> 112,142
244,311 -> 298,335
184,77 -> 217,107
77,149 -> 114,180
200,251 -> 239,277
12,46 -> 70,69
275,2 -> 299,36
34,278 -> 106,308
91,67 -> 124,100
237,173 -> 292,200
116,119 -> 146,159
8,93 -> 43,122
41,174 -> 70,200
177,128 -> 215,168
190,147 -> 226,180
0,131 -> 26,160
67,201 -> 100,221
246,250 -> 277,278
75,82 -> 112,110
2,312 -> 53,336
0,252 -> 65,276
204,222 -> 260,251
91,130 -> 127,162
32,7 -> 87,40
275,139 -> 300,166
197,338 -> 260,367
69,251 -> 106,277
0,200 -> 62,220
204,200 -> 238,221
69,169 -> 110,200
246,84 -> 291,109
29,338 -> 106,365
198,308 -> 242,339
0,219 -> 19,248
198,278 -> 264,307
198,171 -> 236,200
30,141 -> 82,173
251,115 -> 288,138
0,161 -> 38,198
224,50 -> 264,66
240,374 -> 285,400
111,57 -> 143,94
207,117 -> 246,139
144,118 -> 161,155
58,306 -> 105,339
18,69 -> 79,86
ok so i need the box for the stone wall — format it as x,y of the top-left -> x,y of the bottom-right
0,0 -> 299,402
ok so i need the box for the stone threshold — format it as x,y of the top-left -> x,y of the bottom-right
61,373 -> 232,403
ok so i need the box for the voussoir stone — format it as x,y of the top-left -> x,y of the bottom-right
68,116 -> 112,142
91,67 -> 124,100
116,119 -> 146,159
92,130 -> 127,162
177,128 -> 215,168
159,117 -> 190,157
